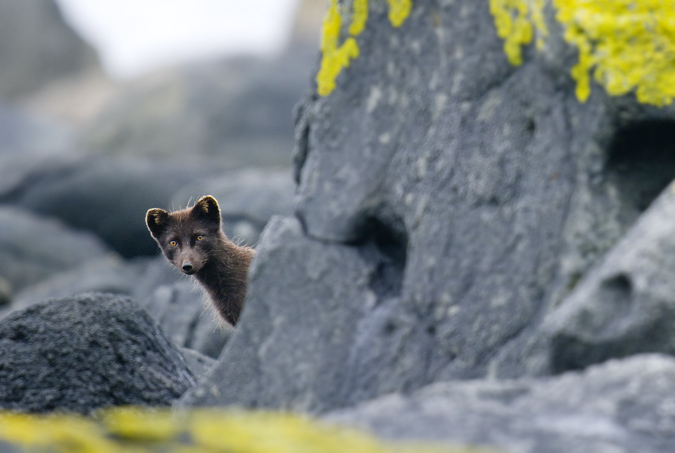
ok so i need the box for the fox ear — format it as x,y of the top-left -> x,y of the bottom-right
146,208 -> 169,239
191,195 -> 221,227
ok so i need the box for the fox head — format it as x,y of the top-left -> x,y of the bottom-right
146,195 -> 222,275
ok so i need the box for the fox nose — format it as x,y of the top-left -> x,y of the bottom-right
182,262 -> 193,273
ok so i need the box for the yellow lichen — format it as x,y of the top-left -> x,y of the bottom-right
317,0 -> 413,97
0,408 -> 494,453
349,0 -> 369,35
489,0 -> 543,66
387,0 -> 413,27
489,0 -> 675,106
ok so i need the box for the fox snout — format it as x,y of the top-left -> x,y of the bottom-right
174,251 -> 204,275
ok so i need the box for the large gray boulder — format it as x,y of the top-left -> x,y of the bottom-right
0,293 -> 195,414
181,0 -> 675,414
0,0 -> 98,99
326,354 -> 675,453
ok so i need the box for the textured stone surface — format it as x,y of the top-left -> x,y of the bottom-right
181,0 -> 675,414
326,354 -> 675,453
180,216 -> 377,410
0,0 -> 98,98
0,293 -> 195,414
531,183 -> 675,375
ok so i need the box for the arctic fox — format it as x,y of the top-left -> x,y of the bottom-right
146,195 -> 255,326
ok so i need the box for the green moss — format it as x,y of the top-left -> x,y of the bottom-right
0,408 -> 496,452
490,0 -> 675,106
317,0 -> 413,97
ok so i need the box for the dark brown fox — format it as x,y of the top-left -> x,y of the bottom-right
145,195 -> 255,326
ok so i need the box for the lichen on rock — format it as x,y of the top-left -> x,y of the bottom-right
317,0 -> 413,96
490,0 -> 675,106
0,408 -> 486,453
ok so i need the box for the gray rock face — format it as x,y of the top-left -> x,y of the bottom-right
0,207 -> 113,296
0,0 -> 98,98
181,0 -> 675,416
326,354 -> 675,453
534,183 -> 675,374
180,216 -> 378,410
0,292 -> 195,414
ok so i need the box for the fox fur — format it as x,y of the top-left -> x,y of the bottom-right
146,195 -> 255,326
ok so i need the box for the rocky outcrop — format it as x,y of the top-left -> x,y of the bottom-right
0,293 -> 195,414
181,0 -> 675,419
326,354 -> 675,453
0,0 -> 98,99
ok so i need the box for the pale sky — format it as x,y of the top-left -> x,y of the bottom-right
56,0 -> 301,78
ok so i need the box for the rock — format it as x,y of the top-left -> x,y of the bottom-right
179,348 -> 216,381
0,292 -> 195,414
10,256 -> 231,359
0,207 -> 113,296
141,282 -> 232,359
181,0 -> 675,413
180,216 -> 380,410
0,0 -> 98,99
528,183 -> 675,375
171,168 -> 295,245
0,157 -> 228,258
80,50 -> 315,168
326,354 -> 675,453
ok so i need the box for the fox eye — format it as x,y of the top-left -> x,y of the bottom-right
169,240 -> 177,247
196,235 -> 204,241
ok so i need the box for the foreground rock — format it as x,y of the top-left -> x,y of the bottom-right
327,354 -> 675,453
0,293 -> 195,414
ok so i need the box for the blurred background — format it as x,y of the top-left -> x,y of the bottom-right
0,0 -> 326,353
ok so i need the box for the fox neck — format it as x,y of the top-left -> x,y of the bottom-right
192,235 -> 253,326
